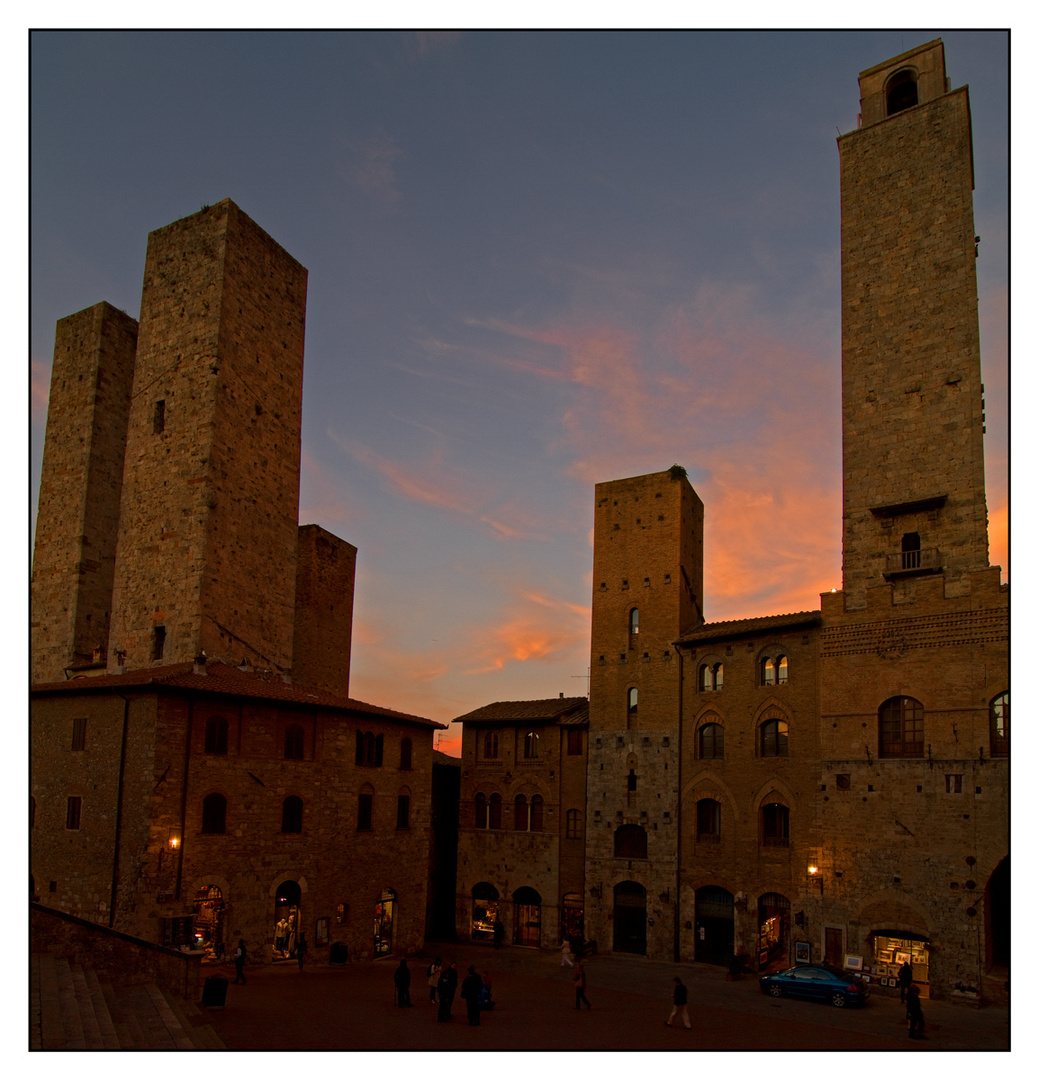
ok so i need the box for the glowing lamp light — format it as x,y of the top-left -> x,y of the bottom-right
807,865 -> 819,876
167,829 -> 182,850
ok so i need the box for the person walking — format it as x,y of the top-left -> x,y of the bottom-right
296,931 -> 308,970
461,965 -> 484,1026
665,976 -> 691,1029
481,970 -> 494,1010
437,962 -> 458,1021
906,983 -> 925,1039
573,962 -> 591,1009
232,939 -> 247,985
426,956 -> 442,1003
394,958 -> 412,1006
898,960 -> 913,1004
560,939 -> 574,967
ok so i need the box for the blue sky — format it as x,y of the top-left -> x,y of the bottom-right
30,30 -> 1008,752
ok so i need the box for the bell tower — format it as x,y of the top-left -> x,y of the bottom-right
837,40 -> 988,608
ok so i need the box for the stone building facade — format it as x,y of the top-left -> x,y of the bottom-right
31,200 -> 447,965
453,698 -> 588,949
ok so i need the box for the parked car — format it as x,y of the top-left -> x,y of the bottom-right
760,965 -> 870,1008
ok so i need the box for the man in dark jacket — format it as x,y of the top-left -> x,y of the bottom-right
665,976 -> 691,1028
898,960 -> 913,1003
393,958 -> 412,1006
906,983 -> 925,1039
437,962 -> 458,1021
461,965 -> 483,1025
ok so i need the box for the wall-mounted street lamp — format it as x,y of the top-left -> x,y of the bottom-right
159,828 -> 182,871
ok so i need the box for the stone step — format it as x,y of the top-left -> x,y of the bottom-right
54,957 -> 85,1049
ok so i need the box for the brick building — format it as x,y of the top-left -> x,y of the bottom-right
31,200 -> 447,964
453,697 -> 588,949
451,41 -> 1008,1003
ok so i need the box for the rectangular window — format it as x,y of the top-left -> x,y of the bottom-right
567,729 -> 582,755
358,793 -> 373,831
66,796 -> 82,830
566,809 -> 581,839
71,718 -> 87,751
945,774 -> 962,794
153,399 -> 166,434
396,795 -> 410,830
152,625 -> 166,661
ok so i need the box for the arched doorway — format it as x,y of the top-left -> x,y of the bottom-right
694,885 -> 734,966
374,887 -> 396,957
757,892 -> 791,970
561,892 -> 584,944
613,881 -> 647,954
193,884 -> 226,960
986,857 -> 1009,970
512,886 -> 542,948
470,882 -> 499,941
274,880 -> 301,961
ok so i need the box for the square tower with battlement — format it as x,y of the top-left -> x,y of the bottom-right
838,40 -> 989,608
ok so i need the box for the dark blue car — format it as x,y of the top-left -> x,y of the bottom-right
760,965 -> 870,1008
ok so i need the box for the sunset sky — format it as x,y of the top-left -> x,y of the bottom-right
30,30 -> 1008,756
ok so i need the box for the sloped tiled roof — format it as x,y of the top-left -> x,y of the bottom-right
675,610 -> 822,646
432,749 -> 461,768
451,697 -> 589,726
31,660 -> 443,729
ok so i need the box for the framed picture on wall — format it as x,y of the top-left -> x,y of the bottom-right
844,955 -> 863,971
877,949 -> 893,963
794,941 -> 811,964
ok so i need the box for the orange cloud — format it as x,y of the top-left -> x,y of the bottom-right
299,449 -> 365,529
31,360 -> 51,424
466,591 -> 590,675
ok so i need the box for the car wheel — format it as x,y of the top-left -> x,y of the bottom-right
769,984 -> 783,998
830,992 -> 846,1007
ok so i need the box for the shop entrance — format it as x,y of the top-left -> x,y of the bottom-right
561,892 -> 584,944
193,884 -> 226,960
694,885 -> 734,966
512,886 -> 542,947
374,887 -> 396,957
757,892 -> 790,970
986,856 -> 1009,969
871,929 -> 930,996
612,881 -> 647,955
470,882 -> 500,942
273,880 -> 301,961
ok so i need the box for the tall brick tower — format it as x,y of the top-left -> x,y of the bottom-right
838,40 -> 988,608
107,200 -> 308,673
31,303 -> 139,683
584,468 -> 704,958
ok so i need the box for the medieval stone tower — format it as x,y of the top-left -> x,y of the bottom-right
33,200 -> 357,695
838,40 -> 989,608
584,468 -> 704,956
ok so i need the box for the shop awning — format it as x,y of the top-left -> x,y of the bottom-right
870,929 -> 930,942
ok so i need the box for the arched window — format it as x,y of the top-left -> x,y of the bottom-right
201,793 -> 226,834
358,784 -> 374,830
760,718 -> 789,757
614,823 -> 648,859
879,697 -> 924,758
204,716 -> 228,754
530,794 -> 544,831
488,792 -> 503,829
281,795 -> 303,833
565,808 -> 581,839
483,730 -> 499,759
886,69 -> 918,116
356,731 -> 384,766
399,737 -> 412,770
629,608 -> 639,635
514,794 -> 529,831
990,692 -> 1009,756
762,802 -> 789,846
474,792 -> 488,829
761,655 -> 788,686
699,662 -> 723,691
696,798 -> 721,842
699,720 -> 723,760
627,687 -> 638,724
396,791 -> 410,830
284,723 -> 304,760
524,731 -> 539,759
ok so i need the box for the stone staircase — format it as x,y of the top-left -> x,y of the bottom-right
31,953 -> 226,1050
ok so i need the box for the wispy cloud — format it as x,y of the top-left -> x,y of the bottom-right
299,449 -> 365,529
31,360 -> 51,425
345,133 -> 407,204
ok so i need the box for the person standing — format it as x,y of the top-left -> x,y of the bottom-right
394,959 -> 412,1006
493,918 -> 504,950
232,938 -> 247,985
573,962 -> 591,1009
461,965 -> 483,1026
437,962 -> 458,1021
275,917 -> 289,956
481,970 -> 494,1009
898,960 -> 913,1004
296,931 -> 308,970
560,939 -> 574,967
426,956 -> 442,1003
906,983 -> 925,1039
665,976 -> 691,1029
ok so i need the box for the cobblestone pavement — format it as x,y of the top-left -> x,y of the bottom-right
201,942 -> 1009,1052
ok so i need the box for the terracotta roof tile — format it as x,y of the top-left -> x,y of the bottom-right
451,697 -> 589,726
676,610 -> 822,645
